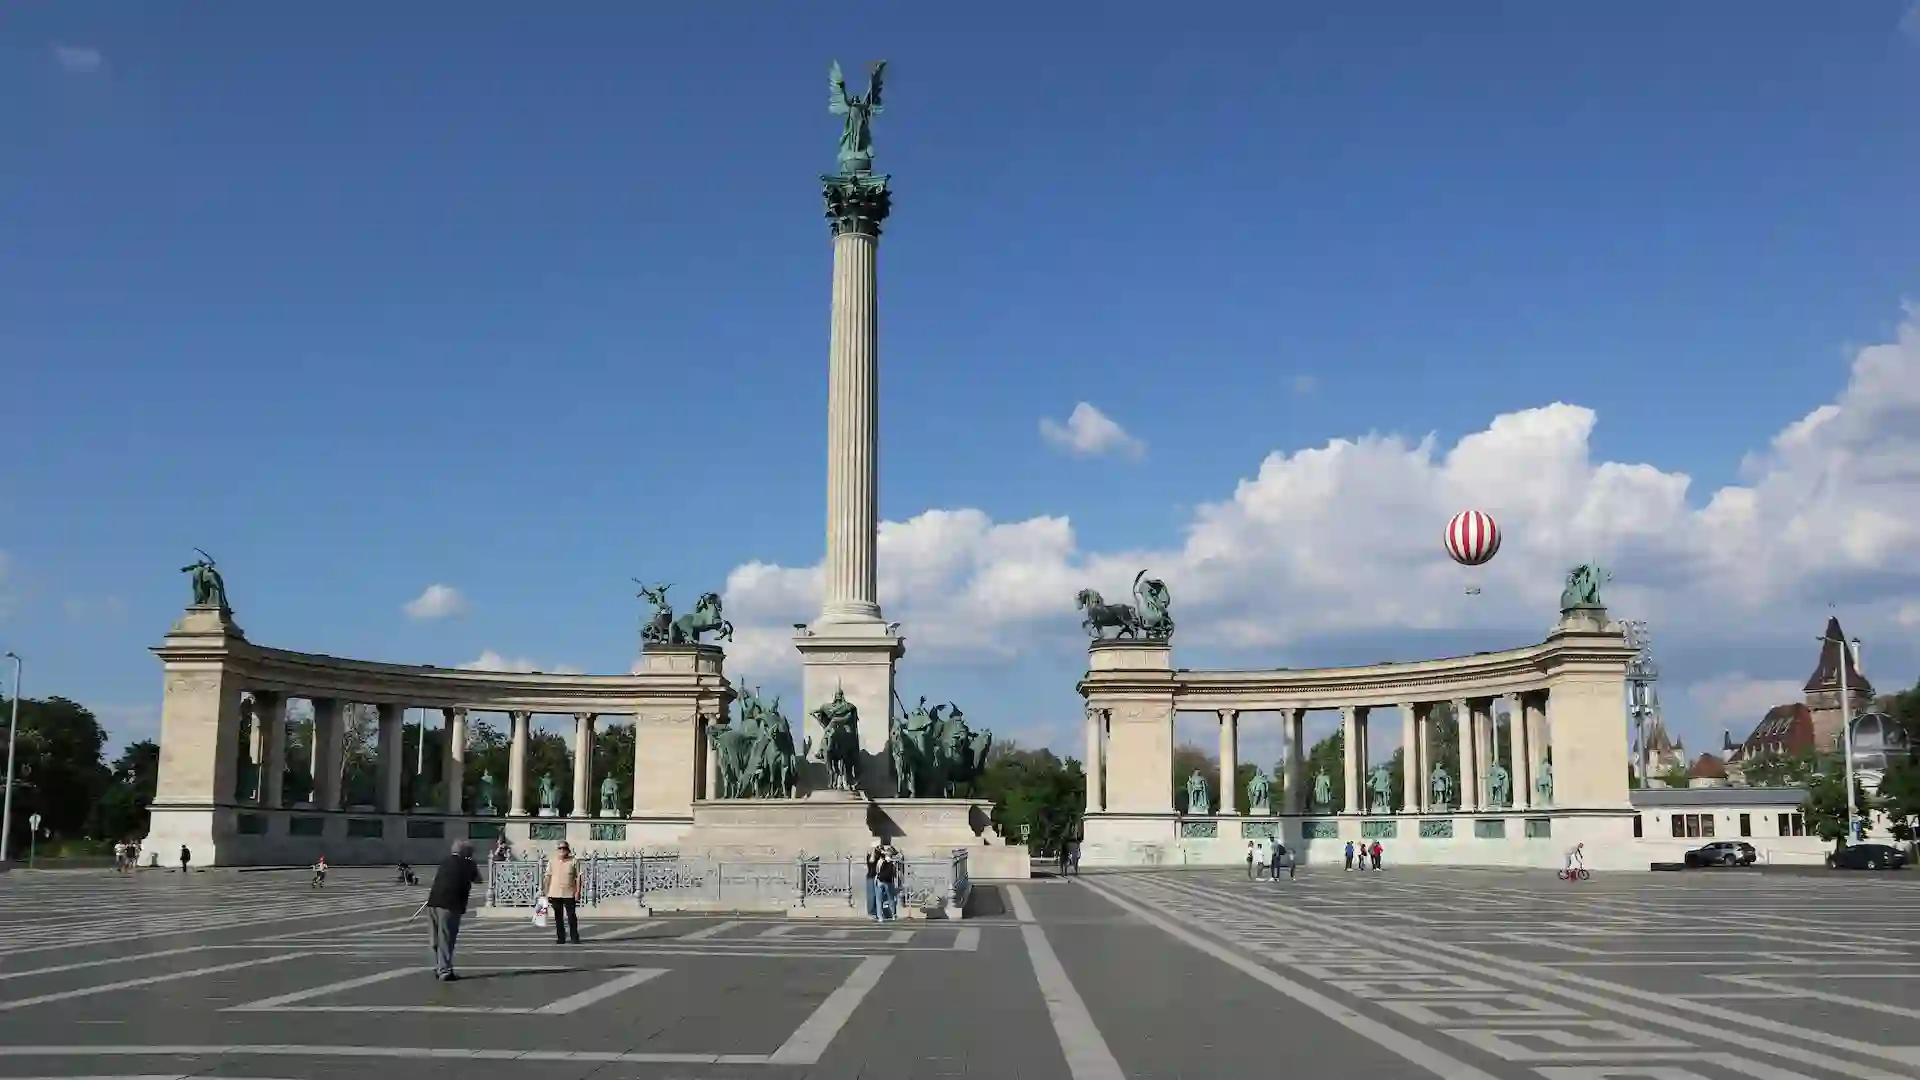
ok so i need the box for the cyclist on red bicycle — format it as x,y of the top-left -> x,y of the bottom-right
1563,842 -> 1586,872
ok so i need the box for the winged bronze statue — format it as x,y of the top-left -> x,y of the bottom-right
828,60 -> 886,175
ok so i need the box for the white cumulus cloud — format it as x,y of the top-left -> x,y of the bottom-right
404,584 -> 469,620
460,650 -> 546,673
1040,402 -> 1146,459
52,45 -> 103,74
724,309 -> 1920,680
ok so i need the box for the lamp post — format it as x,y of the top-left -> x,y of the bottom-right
2,652 -> 20,866
1822,632 -> 1864,844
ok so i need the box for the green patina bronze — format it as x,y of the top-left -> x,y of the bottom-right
829,61 -> 885,175
599,775 -> 619,816
1367,764 -> 1394,814
1535,759 -> 1554,805
811,687 -> 863,792
1488,762 -> 1512,808
1076,570 -> 1176,641
1246,770 -> 1272,814
635,580 -> 733,645
823,61 -> 892,237
1185,769 -> 1210,815
1559,563 -> 1609,610
1429,763 -> 1455,810
1311,770 -> 1333,813
889,695 -> 992,798
181,549 -> 230,611
477,771 -> 497,812
711,686 -> 801,799
537,773 -> 558,812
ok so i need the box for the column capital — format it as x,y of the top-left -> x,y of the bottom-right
1217,708 -> 1238,722
442,706 -> 467,720
822,172 -> 892,237
509,710 -> 532,724
573,711 -> 597,724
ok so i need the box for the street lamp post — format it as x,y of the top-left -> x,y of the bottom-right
1823,633 -> 1864,844
2,652 -> 20,866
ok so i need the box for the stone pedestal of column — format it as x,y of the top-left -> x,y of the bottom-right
795,628 -> 905,796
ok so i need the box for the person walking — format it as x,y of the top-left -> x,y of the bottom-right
875,848 -> 900,921
1343,840 -> 1354,871
425,841 -> 481,981
179,845 -> 192,875
864,842 -> 882,921
1271,841 -> 1288,881
1370,840 -> 1384,870
545,842 -> 583,945
1246,841 -> 1258,881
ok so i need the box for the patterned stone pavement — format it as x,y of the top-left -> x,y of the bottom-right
0,864 -> 1914,1079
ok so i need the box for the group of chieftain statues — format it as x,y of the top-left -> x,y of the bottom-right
708,685 -> 802,799
889,695 -> 992,798
1247,757 -> 1555,815
1076,570 -> 1175,641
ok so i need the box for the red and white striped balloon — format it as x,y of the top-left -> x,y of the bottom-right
1444,509 -> 1501,567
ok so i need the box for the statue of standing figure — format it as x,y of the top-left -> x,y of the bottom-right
1536,760 -> 1554,805
1488,762 -> 1512,808
1559,563 -> 1608,610
599,775 -> 619,816
477,771 -> 497,813
1246,770 -> 1272,815
537,773 -> 558,813
1367,764 -> 1394,814
1185,770 -> 1210,815
812,687 -> 862,791
181,549 -> 230,611
1311,770 -> 1333,813
1429,764 -> 1454,810
828,61 -> 887,175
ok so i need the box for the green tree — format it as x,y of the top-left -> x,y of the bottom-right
0,696 -> 112,856
89,739 -> 159,842
1742,751 -> 1821,789
1878,759 -> 1920,845
1875,679 -> 1920,760
1803,772 -> 1874,849
974,741 -> 1084,854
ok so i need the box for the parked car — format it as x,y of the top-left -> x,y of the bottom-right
1828,844 -> 1908,871
1683,841 -> 1758,867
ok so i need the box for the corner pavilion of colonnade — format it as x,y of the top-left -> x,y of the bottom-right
1077,599 -> 1640,869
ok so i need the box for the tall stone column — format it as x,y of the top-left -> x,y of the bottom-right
1217,709 -> 1239,815
507,711 -> 531,816
1417,704 -> 1433,813
376,703 -> 406,814
1084,708 -> 1105,813
1507,693 -> 1531,810
257,692 -> 287,810
795,167 -> 904,795
443,708 -> 467,814
1399,703 -> 1419,814
1284,709 -> 1306,814
572,712 -> 596,816
1452,698 -> 1474,811
1340,706 -> 1360,814
312,698 -> 344,811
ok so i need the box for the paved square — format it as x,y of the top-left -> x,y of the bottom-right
1,865 -> 1917,1079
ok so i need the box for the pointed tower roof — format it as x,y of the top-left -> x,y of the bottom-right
1805,617 -> 1873,697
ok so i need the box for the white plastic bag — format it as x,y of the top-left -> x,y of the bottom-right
532,897 -> 550,929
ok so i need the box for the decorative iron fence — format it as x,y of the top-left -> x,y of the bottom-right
485,849 -> 967,914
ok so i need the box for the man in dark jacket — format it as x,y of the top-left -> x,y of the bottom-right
426,842 -> 481,981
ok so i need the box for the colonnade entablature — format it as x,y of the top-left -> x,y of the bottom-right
1077,610 -> 1638,825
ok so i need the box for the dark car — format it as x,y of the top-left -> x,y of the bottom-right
1828,844 -> 1908,871
1684,841 -> 1758,867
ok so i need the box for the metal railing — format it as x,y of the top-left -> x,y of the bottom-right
485,849 -> 967,914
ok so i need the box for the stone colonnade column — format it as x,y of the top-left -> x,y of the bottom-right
1508,693 -> 1531,810
1085,708 -> 1105,813
1525,692 -> 1550,805
1451,698 -> 1474,811
376,703 -> 406,814
572,712 -> 596,815
1399,703 -> 1419,813
1340,706 -> 1360,813
1477,700 -> 1495,806
507,711 -> 531,816
258,692 -> 287,810
1284,709 -> 1306,814
702,714 -> 720,801
1417,705 -> 1433,813
1217,709 -> 1238,815
312,697 -> 344,811
444,708 -> 467,814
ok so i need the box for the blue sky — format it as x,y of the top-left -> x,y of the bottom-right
3,3 -> 1918,764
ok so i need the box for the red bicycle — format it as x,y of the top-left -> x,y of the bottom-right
1556,867 -> 1591,881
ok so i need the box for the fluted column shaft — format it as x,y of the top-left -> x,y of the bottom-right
1284,709 -> 1306,814
377,703 -> 406,814
1217,710 -> 1238,815
1340,706 -> 1360,813
258,692 -> 287,809
312,698 -> 344,811
1085,709 -> 1105,813
572,713 -> 596,815
444,708 -> 468,814
820,230 -> 882,623
1417,705 -> 1433,812
1399,703 -> 1419,814
1453,698 -> 1476,811
507,711 -> 531,816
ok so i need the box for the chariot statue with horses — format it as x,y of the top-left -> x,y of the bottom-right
635,579 -> 734,645
1558,563 -> 1609,611
1075,569 -> 1175,641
